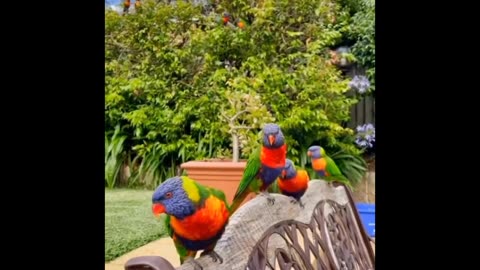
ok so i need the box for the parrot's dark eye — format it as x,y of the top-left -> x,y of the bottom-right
165,192 -> 173,199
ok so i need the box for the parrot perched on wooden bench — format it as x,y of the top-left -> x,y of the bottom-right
152,176 -> 230,270
307,145 -> 352,189
276,158 -> 310,208
230,123 -> 287,214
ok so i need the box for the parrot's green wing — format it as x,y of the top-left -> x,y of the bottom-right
208,187 -> 227,202
190,179 -> 231,212
325,156 -> 344,176
233,146 -> 262,199
164,214 -> 173,238
165,214 -> 195,263
325,156 -> 352,188
172,234 -> 191,264
229,147 -> 262,214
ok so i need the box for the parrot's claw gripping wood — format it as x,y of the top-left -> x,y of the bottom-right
200,250 -> 223,264
290,198 -> 305,209
260,191 -> 275,205
185,257 -> 203,270
299,201 -> 305,208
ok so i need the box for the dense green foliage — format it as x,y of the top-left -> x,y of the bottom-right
105,0 -> 374,189
341,0 -> 375,91
105,125 -> 127,188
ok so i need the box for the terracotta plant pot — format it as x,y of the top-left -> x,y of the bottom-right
180,159 -> 253,204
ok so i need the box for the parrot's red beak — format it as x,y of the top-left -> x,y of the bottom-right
307,151 -> 312,157
152,203 -> 165,217
268,135 -> 276,146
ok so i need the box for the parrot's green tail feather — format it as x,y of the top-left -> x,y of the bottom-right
337,175 -> 354,190
339,179 -> 354,190
324,175 -> 353,189
164,215 -> 173,238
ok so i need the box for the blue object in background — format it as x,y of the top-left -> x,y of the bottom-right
355,203 -> 375,237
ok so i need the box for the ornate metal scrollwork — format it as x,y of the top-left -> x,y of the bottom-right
246,199 -> 375,270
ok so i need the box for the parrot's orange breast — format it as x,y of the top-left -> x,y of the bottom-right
261,144 -> 287,168
170,195 -> 229,241
278,170 -> 309,193
312,157 -> 327,171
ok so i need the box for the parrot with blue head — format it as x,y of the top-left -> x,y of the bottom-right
276,158 -> 310,208
152,176 -> 230,270
229,123 -> 287,214
123,0 -> 130,13
307,145 -> 352,188
134,0 -> 141,10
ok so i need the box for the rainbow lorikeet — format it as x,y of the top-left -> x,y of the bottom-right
123,0 -> 130,13
276,159 -> 310,208
152,176 -> 230,270
230,123 -> 287,214
220,12 -> 246,29
234,18 -> 246,29
307,145 -> 352,189
222,12 -> 233,25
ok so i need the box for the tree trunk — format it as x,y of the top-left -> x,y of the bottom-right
232,133 -> 239,162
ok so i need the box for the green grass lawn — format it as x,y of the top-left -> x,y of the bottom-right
105,188 -> 168,262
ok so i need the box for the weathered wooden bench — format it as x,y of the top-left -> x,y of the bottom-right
125,180 -> 375,270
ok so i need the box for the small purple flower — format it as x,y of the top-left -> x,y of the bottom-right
356,125 -> 366,133
355,123 -> 375,149
349,75 -> 371,94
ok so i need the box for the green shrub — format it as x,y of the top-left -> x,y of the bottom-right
344,0 -> 375,90
105,125 -> 127,188
105,0 -> 367,187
